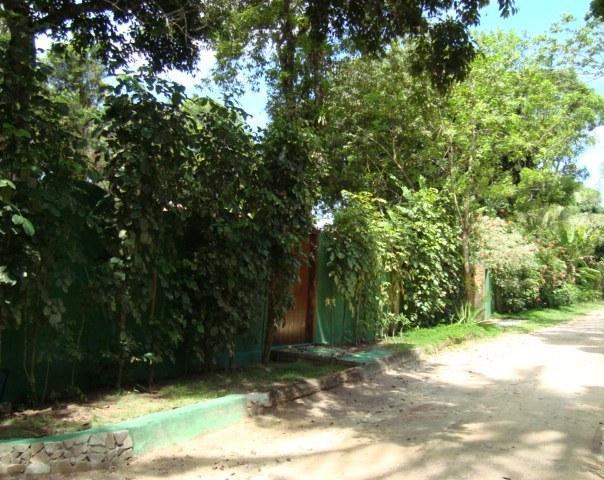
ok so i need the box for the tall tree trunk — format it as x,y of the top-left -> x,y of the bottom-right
306,0 -> 328,116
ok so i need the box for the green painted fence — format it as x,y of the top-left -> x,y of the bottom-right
313,232 -> 375,346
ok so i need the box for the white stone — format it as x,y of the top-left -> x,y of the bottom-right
30,448 -> 50,464
10,451 -> 22,464
44,442 -> 61,454
73,435 -> 90,445
4,463 -> 25,475
50,459 -> 73,474
113,431 -> 129,447
89,445 -> 108,454
62,439 -> 75,449
25,462 -> 51,475
70,444 -> 85,457
69,454 -> 87,466
89,433 -> 107,447
51,449 -> 64,460
105,433 -> 116,449
107,449 -> 118,464
121,435 -> 133,449
117,447 -> 133,462
247,392 -> 273,408
29,443 -> 43,455
87,453 -> 106,465
0,444 -> 12,455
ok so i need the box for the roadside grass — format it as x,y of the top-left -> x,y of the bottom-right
382,322 -> 501,354
0,360 -> 344,440
492,301 -> 604,332
383,300 -> 604,355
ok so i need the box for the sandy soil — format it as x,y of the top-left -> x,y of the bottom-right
62,309 -> 604,480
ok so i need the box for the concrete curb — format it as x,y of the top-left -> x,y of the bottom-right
247,347 -> 424,414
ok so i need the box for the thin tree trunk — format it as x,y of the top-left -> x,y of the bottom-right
147,270 -> 158,390
70,318 -> 85,389
462,226 -> 475,305
116,305 -> 127,390
278,0 -> 297,116
262,287 -> 277,364
452,189 -> 475,306
41,358 -> 50,404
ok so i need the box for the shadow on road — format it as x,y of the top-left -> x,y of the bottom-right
104,314 -> 604,480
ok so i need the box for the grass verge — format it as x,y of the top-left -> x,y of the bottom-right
383,301 -> 604,355
492,301 -> 604,332
0,360 -> 344,440
382,322 -> 501,354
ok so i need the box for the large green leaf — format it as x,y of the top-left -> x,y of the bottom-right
11,214 -> 35,236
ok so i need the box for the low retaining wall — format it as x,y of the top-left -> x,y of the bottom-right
0,430 -> 133,475
0,394 -> 248,476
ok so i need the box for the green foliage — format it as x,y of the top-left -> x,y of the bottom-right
97,74 -> 286,383
574,187 -> 603,214
475,216 -> 542,312
324,192 -> 386,341
0,47 -> 285,398
385,187 -> 462,329
541,283 -> 578,308
319,46 -> 442,202
2,1 -> 604,405
318,31 -> 604,309
454,303 -> 484,325
213,0 -> 517,106
325,187 -> 461,337
259,119 -> 317,361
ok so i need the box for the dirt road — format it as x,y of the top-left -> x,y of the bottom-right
68,309 -> 604,480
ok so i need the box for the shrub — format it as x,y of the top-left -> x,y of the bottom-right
576,286 -> 601,302
541,282 -> 578,307
386,187 -> 462,328
475,216 -> 541,313
492,266 -> 542,312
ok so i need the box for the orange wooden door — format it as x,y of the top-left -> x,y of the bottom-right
273,232 -> 317,345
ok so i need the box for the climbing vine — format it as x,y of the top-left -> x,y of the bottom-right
325,187 -> 462,338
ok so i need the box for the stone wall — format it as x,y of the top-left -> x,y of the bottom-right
0,430 -> 133,476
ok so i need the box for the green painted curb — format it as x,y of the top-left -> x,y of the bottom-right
114,394 -> 247,454
0,394 -> 248,455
